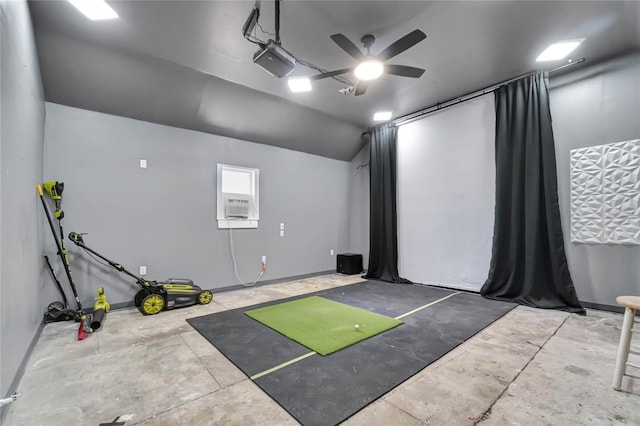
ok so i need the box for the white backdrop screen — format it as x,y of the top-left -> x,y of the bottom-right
397,94 -> 496,291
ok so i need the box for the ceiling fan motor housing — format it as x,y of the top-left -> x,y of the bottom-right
361,34 -> 376,50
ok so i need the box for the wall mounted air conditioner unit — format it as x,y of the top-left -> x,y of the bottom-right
224,193 -> 251,219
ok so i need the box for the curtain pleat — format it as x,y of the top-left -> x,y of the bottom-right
481,72 -> 585,314
364,124 -> 411,284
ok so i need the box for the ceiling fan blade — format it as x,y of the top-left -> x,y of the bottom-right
354,80 -> 368,96
377,29 -> 427,61
385,64 -> 425,78
330,34 -> 364,60
309,68 -> 353,81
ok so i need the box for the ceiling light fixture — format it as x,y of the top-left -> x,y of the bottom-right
536,39 -> 584,62
373,111 -> 393,121
67,0 -> 118,20
354,59 -> 384,81
288,77 -> 312,93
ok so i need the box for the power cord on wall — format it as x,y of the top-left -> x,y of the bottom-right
356,163 -> 369,172
354,163 -> 369,176
228,227 -> 265,287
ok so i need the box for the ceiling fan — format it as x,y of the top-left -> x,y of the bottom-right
310,29 -> 427,96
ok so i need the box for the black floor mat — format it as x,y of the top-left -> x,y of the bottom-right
187,280 -> 516,426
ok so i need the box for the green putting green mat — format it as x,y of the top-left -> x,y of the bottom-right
244,296 -> 403,356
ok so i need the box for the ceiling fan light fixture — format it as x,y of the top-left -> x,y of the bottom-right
536,39 -> 584,61
373,111 -> 393,121
354,59 -> 384,81
66,0 -> 118,20
288,77 -> 312,93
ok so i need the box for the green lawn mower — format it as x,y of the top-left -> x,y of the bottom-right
68,232 -> 213,315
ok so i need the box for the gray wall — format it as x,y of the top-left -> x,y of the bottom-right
348,143 -> 370,268
43,103 -> 350,307
549,51 -> 640,306
0,0 -> 45,397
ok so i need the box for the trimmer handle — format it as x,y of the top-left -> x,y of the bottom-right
43,181 -> 64,200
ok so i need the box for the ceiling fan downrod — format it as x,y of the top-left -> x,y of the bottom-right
361,34 -> 376,54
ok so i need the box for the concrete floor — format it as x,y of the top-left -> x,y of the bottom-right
4,274 -> 640,425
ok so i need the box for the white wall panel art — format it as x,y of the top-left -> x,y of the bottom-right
570,139 -> 640,244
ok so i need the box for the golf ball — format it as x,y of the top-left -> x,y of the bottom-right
354,324 -> 360,331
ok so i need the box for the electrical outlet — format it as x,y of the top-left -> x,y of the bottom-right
280,230 -> 284,237
330,249 -> 334,256
280,223 -> 285,230
139,266 -> 147,275
139,158 -> 147,169
262,256 -> 267,264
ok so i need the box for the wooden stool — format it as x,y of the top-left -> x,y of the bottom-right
613,296 -> 640,390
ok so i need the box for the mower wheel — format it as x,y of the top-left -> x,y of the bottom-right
140,293 -> 165,315
197,290 -> 213,305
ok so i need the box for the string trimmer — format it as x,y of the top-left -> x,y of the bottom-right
37,184 -> 91,340
68,232 -> 213,315
41,182 -> 78,323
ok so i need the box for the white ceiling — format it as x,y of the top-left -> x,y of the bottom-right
29,1 -> 640,160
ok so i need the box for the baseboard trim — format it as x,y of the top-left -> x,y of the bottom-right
104,300 -> 135,311
77,270 -> 338,314
579,301 -> 639,315
213,270 -> 336,293
0,320 -> 45,424
43,282 -> 634,319
407,285 -> 631,316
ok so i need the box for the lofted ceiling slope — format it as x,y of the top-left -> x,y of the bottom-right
29,1 -> 640,161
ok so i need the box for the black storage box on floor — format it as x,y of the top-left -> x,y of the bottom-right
337,253 -> 363,275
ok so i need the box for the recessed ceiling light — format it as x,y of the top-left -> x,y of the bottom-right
355,59 -> 384,81
287,77 -> 312,93
536,39 -> 584,62
67,0 -> 118,20
373,111 -> 392,121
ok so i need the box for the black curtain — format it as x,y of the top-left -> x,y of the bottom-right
364,123 -> 411,284
481,72 -> 585,314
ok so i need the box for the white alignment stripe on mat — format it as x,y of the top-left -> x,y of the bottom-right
249,291 -> 461,380
250,351 -> 316,380
394,291 -> 461,320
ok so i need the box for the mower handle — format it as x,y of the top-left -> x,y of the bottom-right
68,231 -> 149,289
69,232 -> 86,245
